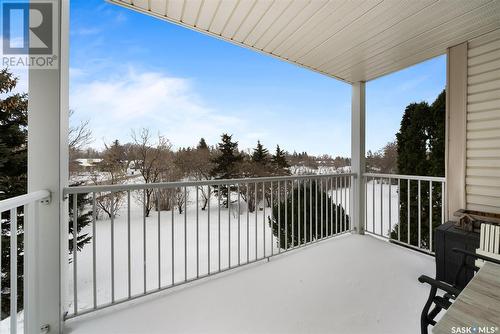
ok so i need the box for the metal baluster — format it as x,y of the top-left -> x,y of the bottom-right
372,177 -> 375,233
208,186 -> 211,275
336,177 -> 338,234
158,192 -> 161,288
196,186 -> 199,278
228,184 -> 231,268
72,196 -> 78,315
10,207 -> 18,332
218,186 -> 221,272
238,184 -> 241,266
184,186 -> 187,282
292,180 -> 295,247
365,176 -> 368,232
127,191 -> 131,298
270,182 -> 273,256
285,181 -> 288,250
255,182 -> 258,259
278,181 -> 281,253
298,180 -> 301,247
111,192 -> 115,302
143,190 -> 147,293
247,183 -> 250,262
430,181 -> 433,252
407,180 -> 410,245
171,190 -> 175,285
320,179 -> 323,238
343,176 -> 347,232
310,179 -> 313,242
315,179 -> 318,239
330,178 -> 333,236
263,182 -> 266,256
341,177 -> 344,232
350,176 -> 353,230
93,192 -> 98,307
380,178 -> 383,236
418,180 -> 421,248
397,179 -> 401,241
303,179 -> 306,244
388,179 -> 392,238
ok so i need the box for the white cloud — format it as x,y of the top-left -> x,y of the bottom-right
70,69 -> 245,149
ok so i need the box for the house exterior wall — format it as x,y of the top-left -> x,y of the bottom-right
465,29 -> 500,214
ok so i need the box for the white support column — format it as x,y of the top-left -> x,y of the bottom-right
445,42 -> 467,221
351,82 -> 366,234
28,1 -> 69,332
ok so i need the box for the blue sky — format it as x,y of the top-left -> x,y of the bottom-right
68,0 -> 446,157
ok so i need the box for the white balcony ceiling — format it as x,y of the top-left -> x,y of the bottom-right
110,0 -> 500,83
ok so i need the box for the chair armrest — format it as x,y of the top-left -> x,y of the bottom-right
418,275 -> 462,296
452,248 -> 500,266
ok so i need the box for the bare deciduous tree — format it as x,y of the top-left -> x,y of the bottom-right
69,109 -> 93,174
175,187 -> 188,214
69,110 -> 93,151
91,140 -> 126,218
175,140 -> 214,210
131,128 -> 174,217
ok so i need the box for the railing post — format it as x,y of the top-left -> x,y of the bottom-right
28,0 -> 70,332
351,82 -> 366,234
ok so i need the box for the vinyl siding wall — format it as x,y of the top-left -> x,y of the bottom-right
466,29 -> 500,213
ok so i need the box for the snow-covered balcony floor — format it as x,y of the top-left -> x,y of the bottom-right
65,234 -> 434,334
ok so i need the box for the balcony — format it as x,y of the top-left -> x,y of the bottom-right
64,233 -> 434,334
0,172 -> 445,333
1,0 -> 499,333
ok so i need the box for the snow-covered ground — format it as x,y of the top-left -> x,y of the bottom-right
68,180 -> 355,315
365,179 -> 401,238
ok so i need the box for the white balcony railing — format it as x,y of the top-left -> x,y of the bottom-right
62,173 -> 354,318
0,190 -> 51,334
363,173 -> 446,254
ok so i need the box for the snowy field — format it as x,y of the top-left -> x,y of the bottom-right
365,179 -> 401,238
67,179 -> 357,315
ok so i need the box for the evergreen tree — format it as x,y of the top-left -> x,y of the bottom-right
0,68 -> 27,319
211,134 -> 242,178
68,182 -> 93,254
269,180 -> 349,248
0,69 -> 27,200
391,90 -> 445,250
272,145 -> 290,172
197,137 -> 208,150
252,140 -> 270,164
211,134 -> 243,206
429,90 -> 446,177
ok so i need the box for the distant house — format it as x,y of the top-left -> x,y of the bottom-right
75,158 -> 103,171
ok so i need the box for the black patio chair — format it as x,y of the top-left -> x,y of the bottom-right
418,248 -> 500,334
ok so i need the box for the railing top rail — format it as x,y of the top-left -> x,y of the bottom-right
64,173 -> 357,195
0,190 -> 51,212
363,173 -> 445,182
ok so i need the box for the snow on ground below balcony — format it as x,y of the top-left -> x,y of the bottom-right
65,234 -> 434,334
